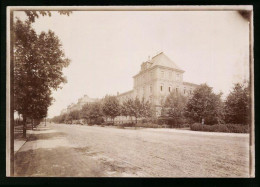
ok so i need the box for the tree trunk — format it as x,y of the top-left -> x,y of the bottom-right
18,114 -> 20,126
31,119 -> 34,130
22,116 -> 27,138
135,117 -> 137,130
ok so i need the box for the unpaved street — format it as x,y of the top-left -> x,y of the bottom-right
15,123 -> 250,177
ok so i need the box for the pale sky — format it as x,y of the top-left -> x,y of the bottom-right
14,10 -> 250,118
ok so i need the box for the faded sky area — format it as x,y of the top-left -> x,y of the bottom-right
14,10 -> 250,118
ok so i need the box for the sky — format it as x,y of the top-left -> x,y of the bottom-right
14,10 -> 250,118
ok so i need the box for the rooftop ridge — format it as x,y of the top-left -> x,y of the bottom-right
183,81 -> 199,86
152,51 -> 163,59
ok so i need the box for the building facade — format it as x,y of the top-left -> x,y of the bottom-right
60,94 -> 99,115
116,52 -> 198,117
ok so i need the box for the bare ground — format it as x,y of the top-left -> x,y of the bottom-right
14,123 -> 250,177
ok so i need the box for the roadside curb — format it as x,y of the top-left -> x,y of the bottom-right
14,130 -> 33,155
14,138 -> 27,155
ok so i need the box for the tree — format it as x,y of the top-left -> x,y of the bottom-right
80,103 -> 90,122
88,102 -> 103,124
120,100 -> 129,121
129,97 -> 143,124
140,98 -> 153,119
14,19 -> 70,137
161,92 -> 188,126
120,99 -> 134,123
121,97 -> 153,124
65,110 -> 80,124
224,83 -> 249,124
185,84 -> 224,125
102,96 -> 120,123
24,10 -> 72,23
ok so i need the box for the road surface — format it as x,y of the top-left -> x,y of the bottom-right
14,123 -> 250,177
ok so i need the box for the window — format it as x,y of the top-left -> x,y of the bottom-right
150,85 -> 152,92
169,87 -> 171,92
184,87 -> 186,94
161,85 -> 163,91
176,88 -> 178,93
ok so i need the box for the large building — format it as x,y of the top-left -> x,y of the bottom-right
60,94 -> 99,115
116,52 -> 198,117
60,52 -> 198,120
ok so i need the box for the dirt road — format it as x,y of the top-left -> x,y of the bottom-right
14,123 -> 250,177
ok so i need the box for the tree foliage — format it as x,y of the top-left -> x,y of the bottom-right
140,98 -> 153,118
161,92 -> 188,125
14,19 -> 70,136
24,10 -> 72,23
80,103 -> 90,120
88,102 -> 103,121
185,84 -> 224,125
66,110 -> 80,123
224,83 -> 250,124
120,97 -> 152,124
102,95 -> 120,122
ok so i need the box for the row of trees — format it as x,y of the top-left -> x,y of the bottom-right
14,11 -> 72,137
162,82 -> 250,125
53,82 -> 250,127
52,96 -> 153,125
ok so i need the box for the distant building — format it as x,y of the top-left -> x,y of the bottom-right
61,95 -> 99,115
116,52 -> 199,117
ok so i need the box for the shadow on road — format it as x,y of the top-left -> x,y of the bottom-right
28,132 -> 66,142
14,146 -> 104,177
14,124 -> 107,177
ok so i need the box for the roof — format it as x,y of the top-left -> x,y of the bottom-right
117,90 -> 134,97
133,52 -> 184,78
78,94 -> 98,103
149,52 -> 184,72
183,82 -> 199,87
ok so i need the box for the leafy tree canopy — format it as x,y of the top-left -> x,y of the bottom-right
14,19 -> 70,124
102,95 -> 120,121
24,10 -> 72,23
88,102 -> 103,120
224,82 -> 250,124
162,92 -> 188,122
185,84 -> 224,125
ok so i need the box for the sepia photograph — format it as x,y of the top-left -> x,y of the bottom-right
6,6 -> 254,177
